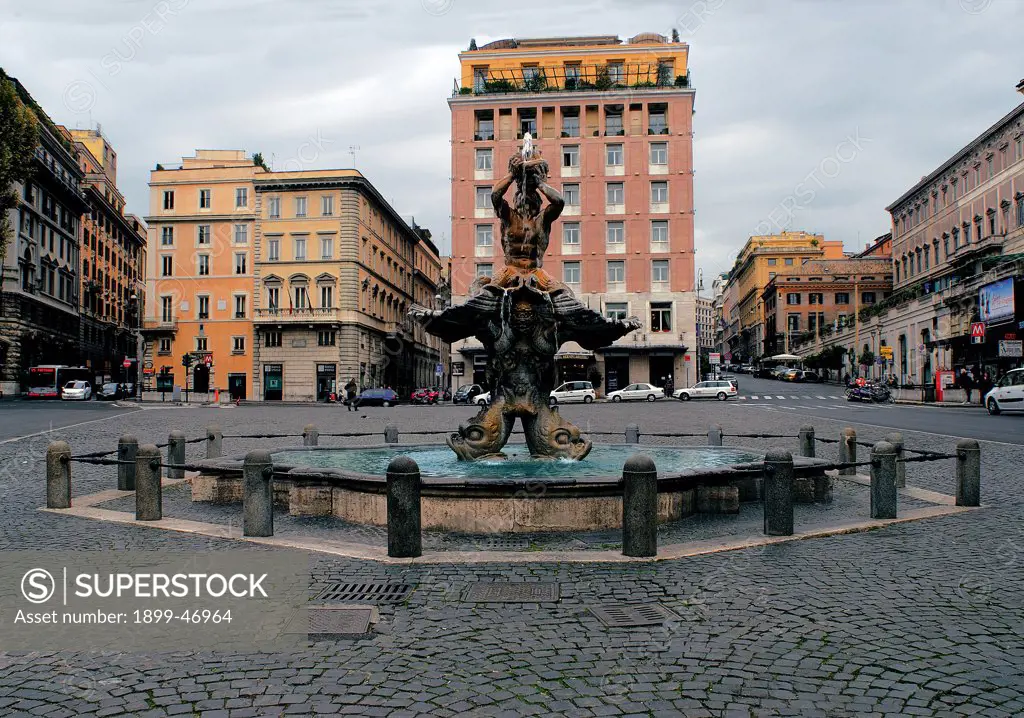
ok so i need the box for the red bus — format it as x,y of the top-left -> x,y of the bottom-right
27,365 -> 92,399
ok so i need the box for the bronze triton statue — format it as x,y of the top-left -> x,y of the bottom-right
410,136 -> 640,461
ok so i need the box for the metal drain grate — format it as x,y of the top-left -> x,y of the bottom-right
313,582 -> 414,604
284,607 -> 373,636
479,536 -> 530,550
465,582 -> 560,602
588,603 -> 679,628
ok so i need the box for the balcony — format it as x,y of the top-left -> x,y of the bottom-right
453,68 -> 690,97
145,318 -> 178,333
253,307 -> 341,324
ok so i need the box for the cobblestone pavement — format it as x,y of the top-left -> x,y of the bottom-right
2,401 -> 1023,717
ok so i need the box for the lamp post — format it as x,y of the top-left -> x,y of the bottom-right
129,292 -> 142,398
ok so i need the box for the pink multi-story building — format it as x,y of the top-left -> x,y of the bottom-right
447,33 -> 698,394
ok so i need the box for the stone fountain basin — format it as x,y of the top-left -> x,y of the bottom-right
192,443 -> 830,533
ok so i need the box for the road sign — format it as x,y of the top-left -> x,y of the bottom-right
724,352 -> 733,362
970,322 -> 986,341
879,346 -> 893,359
709,352 -> 721,365
998,340 -> 1023,358
435,363 -> 443,377
122,359 -> 131,369
875,357 -> 884,365
204,354 -> 213,366
684,354 -> 692,362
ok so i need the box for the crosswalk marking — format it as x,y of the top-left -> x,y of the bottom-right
776,395 -> 785,399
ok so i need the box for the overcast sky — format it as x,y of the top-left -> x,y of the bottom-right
1,0 -> 1021,285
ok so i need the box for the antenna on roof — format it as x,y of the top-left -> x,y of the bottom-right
349,145 -> 360,167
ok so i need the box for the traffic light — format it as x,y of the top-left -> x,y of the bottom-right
182,353 -> 194,369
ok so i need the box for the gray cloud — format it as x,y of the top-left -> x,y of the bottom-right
1,0 -> 1019,279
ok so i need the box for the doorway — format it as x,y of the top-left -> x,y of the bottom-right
193,363 -> 210,394
649,355 -> 675,387
604,356 -> 629,394
316,363 -> 337,402
228,374 -> 246,401
263,364 -> 283,401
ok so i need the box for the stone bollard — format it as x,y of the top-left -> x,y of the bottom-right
206,424 -> 223,459
46,441 -> 72,509
167,430 -> 186,479
624,423 -> 640,444
885,432 -> 905,488
707,424 -> 723,447
956,439 -> 981,507
870,441 -> 897,519
799,425 -> 816,458
135,444 -> 162,521
303,424 -> 319,447
839,428 -> 857,476
622,454 -> 658,557
763,448 -> 794,536
117,435 -> 138,491
243,450 -> 274,537
384,424 -> 399,444
387,456 -> 422,558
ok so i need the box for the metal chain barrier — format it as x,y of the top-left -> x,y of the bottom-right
814,437 -> 840,444
898,453 -> 960,464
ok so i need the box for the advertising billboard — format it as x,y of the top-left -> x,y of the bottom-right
978,277 -> 1015,324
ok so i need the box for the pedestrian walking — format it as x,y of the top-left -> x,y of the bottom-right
961,368 -> 974,404
344,378 -> 358,412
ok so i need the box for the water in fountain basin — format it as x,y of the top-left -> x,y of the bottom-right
272,444 -> 763,480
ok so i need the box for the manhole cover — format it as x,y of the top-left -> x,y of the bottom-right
588,604 -> 679,628
313,582 -> 413,604
465,582 -> 560,602
284,607 -> 373,636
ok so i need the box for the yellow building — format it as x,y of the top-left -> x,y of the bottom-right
724,231 -> 844,361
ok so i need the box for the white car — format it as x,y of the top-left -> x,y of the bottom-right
675,380 -> 738,401
476,391 -> 491,406
61,380 -> 92,401
549,381 -> 596,405
985,368 -> 1024,415
605,383 -> 664,403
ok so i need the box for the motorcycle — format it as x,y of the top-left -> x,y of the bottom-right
846,383 -> 894,403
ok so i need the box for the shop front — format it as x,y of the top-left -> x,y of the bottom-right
263,364 -> 283,401
316,363 -> 337,402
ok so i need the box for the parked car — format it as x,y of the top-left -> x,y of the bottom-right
675,380 -> 738,401
780,369 -> 802,382
754,366 -> 777,379
476,391 -> 491,406
772,366 -> 795,380
96,382 -> 134,400
549,381 -> 596,405
605,383 -> 664,403
61,380 -> 92,401
719,374 -> 739,391
985,368 -> 1024,415
735,364 -> 753,374
452,384 -> 484,404
353,388 -> 399,407
799,370 -> 822,383
410,387 -> 440,404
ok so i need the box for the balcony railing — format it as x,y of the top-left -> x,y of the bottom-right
454,68 -> 691,96
254,307 -> 340,323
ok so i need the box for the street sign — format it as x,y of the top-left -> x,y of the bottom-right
879,346 -> 893,359
435,363 -> 443,377
998,340 -> 1023,358
875,357 -> 884,365
684,354 -> 692,362
122,359 -> 131,369
204,354 -> 213,366
143,360 -> 153,369
970,322 -> 986,344
724,352 -> 733,362
709,352 -> 721,365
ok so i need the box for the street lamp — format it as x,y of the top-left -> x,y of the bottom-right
129,292 -> 141,398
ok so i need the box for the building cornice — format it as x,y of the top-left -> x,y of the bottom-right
449,87 -> 695,106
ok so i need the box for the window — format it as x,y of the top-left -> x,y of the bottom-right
234,252 -> 247,275
861,292 -> 876,304
295,197 -> 307,217
787,315 -> 800,332
197,295 -> 210,319
563,261 -> 581,285
767,258 -> 777,266
193,224 -> 209,245
650,142 -> 667,165
943,235 -> 950,258
987,156 -> 994,179
234,295 -> 247,318
607,62 -> 624,84
963,224 -> 971,244
606,144 -> 623,166
320,285 -> 334,308
162,191 -> 174,210
196,337 -> 208,352
161,255 -> 172,277
235,187 -> 248,208
562,184 -> 579,206
267,286 -> 280,310
160,296 -> 173,322
232,336 -> 245,354
1017,137 -> 1023,161
809,293 -> 824,305
475,114 -> 494,140
786,293 -> 801,305
606,221 -> 625,247
267,238 -> 280,261
198,254 -> 210,276
606,183 -> 624,205
835,292 -> 849,305
650,302 -> 672,332
476,263 -> 493,278
784,257 -> 794,266
268,197 -> 281,218
562,222 -> 580,245
605,302 -> 628,320
158,338 -> 171,354
475,186 -> 492,208
607,260 -> 625,286
294,237 -> 306,260
233,224 -> 248,244
652,259 -> 669,283
651,220 -> 668,247
321,236 -> 333,259
562,145 -> 579,168
1017,197 -> 1024,227
317,330 -> 336,347
605,110 -> 623,135
651,181 -> 668,203
934,241 -> 940,265
475,149 -> 492,171
475,225 -> 493,253
317,195 -> 333,217
649,109 -> 667,133
265,331 -> 282,347
952,227 -> 960,249
473,68 -> 488,93
561,110 -> 579,136
199,189 -> 211,209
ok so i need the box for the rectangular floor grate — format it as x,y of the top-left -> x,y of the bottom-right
465,582 -> 560,602
588,603 -> 679,628
313,582 -> 414,604
479,537 -> 530,550
284,607 -> 373,636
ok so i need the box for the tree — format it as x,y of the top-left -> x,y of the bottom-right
858,348 -> 874,368
252,152 -> 270,171
0,72 -> 39,290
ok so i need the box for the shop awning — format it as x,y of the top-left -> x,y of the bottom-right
556,341 -> 593,361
